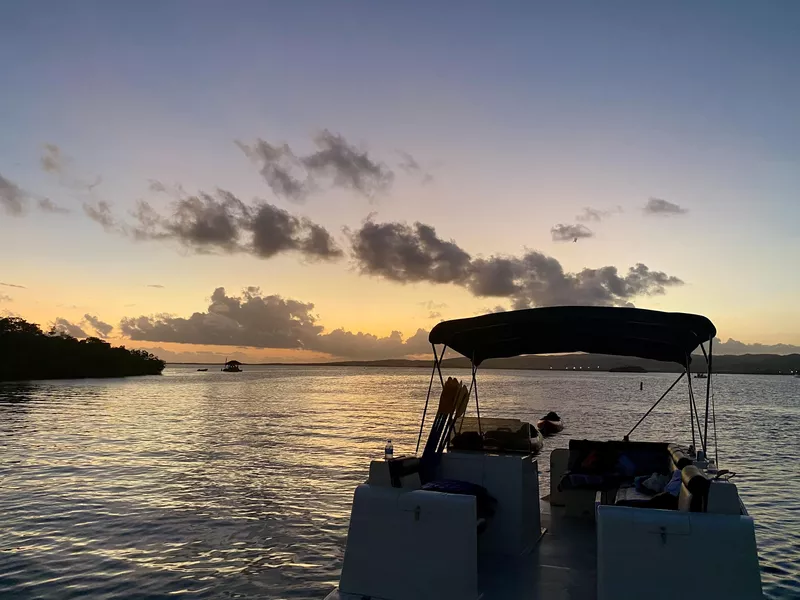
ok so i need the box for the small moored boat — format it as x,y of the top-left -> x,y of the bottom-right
536,411 -> 564,435
221,359 -> 242,372
197,368 -> 208,372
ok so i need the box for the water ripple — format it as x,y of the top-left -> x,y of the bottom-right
0,367 -> 797,598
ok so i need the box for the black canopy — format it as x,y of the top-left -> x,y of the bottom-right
428,306 -> 716,366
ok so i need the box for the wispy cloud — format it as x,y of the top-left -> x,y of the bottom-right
575,206 -> 623,222
397,151 -> 434,184
238,130 -> 394,202
147,284 -> 165,289
0,294 -> 11,303
0,282 -> 26,289
644,198 -> 688,216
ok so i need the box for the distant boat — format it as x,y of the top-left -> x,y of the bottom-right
695,372 -> 707,379
197,368 -> 208,372
221,359 -> 242,373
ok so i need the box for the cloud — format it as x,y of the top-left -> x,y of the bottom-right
40,143 -> 65,173
83,200 -> 118,231
420,300 -> 448,311
427,311 -> 442,320
52,317 -> 89,338
350,220 -> 473,283
1,173 -> 30,216
712,338 -> 800,356
37,197 -> 70,214
40,143 -> 101,191
644,198 -> 688,216
83,314 -> 113,338
0,294 -> 11,303
119,286 -> 429,359
238,130 -> 394,201
0,282 -> 26,289
350,219 -> 684,308
550,223 -> 594,242
93,188 -> 343,261
301,130 -> 394,197
236,139 -> 309,202
397,151 -> 434,184
147,284 -> 165,288
576,206 -> 622,222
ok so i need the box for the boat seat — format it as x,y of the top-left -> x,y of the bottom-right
559,439 -> 670,491
667,444 -> 693,470
678,465 -> 710,512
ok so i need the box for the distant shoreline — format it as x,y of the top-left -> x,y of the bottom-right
168,352 -> 800,376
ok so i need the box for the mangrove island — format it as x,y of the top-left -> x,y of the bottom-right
0,317 -> 166,382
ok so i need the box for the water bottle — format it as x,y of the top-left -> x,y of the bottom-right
384,439 -> 393,461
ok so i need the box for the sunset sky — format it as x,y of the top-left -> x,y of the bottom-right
1,2 -> 798,362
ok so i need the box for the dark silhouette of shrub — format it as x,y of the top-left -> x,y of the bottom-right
0,317 -> 166,381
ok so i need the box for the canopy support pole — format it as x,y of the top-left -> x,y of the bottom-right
703,338 -> 713,458
472,359 -> 482,436
686,358 -> 706,453
416,344 -> 446,455
625,370 -> 686,441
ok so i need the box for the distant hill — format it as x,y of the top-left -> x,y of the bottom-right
0,317 -> 166,381
258,352 -> 800,375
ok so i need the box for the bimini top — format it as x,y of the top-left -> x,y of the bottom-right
428,306 -> 716,367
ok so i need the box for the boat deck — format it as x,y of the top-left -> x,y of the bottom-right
478,497 -> 596,600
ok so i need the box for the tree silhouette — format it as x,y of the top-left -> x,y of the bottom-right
0,317 -> 166,381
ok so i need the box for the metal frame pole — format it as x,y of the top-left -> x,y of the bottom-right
625,370 -> 686,440
415,344 -> 446,455
703,338 -> 713,456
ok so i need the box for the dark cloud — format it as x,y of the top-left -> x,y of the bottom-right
713,338 -> 800,356
350,220 -> 473,283
247,203 -> 341,260
147,284 -> 165,289
301,130 -> 394,197
350,219 -> 683,308
131,191 -> 247,252
0,282 -> 26,289
96,189 -> 343,261
550,223 -> 594,242
83,314 -> 113,338
575,206 -> 622,222
119,286 -> 428,359
83,200 -> 118,231
52,318 -> 89,338
0,173 -> 30,216
239,130 -> 394,201
644,198 -> 688,215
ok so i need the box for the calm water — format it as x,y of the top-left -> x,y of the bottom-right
1,367 -> 798,599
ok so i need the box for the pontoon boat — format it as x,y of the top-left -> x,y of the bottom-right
325,306 -> 762,600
